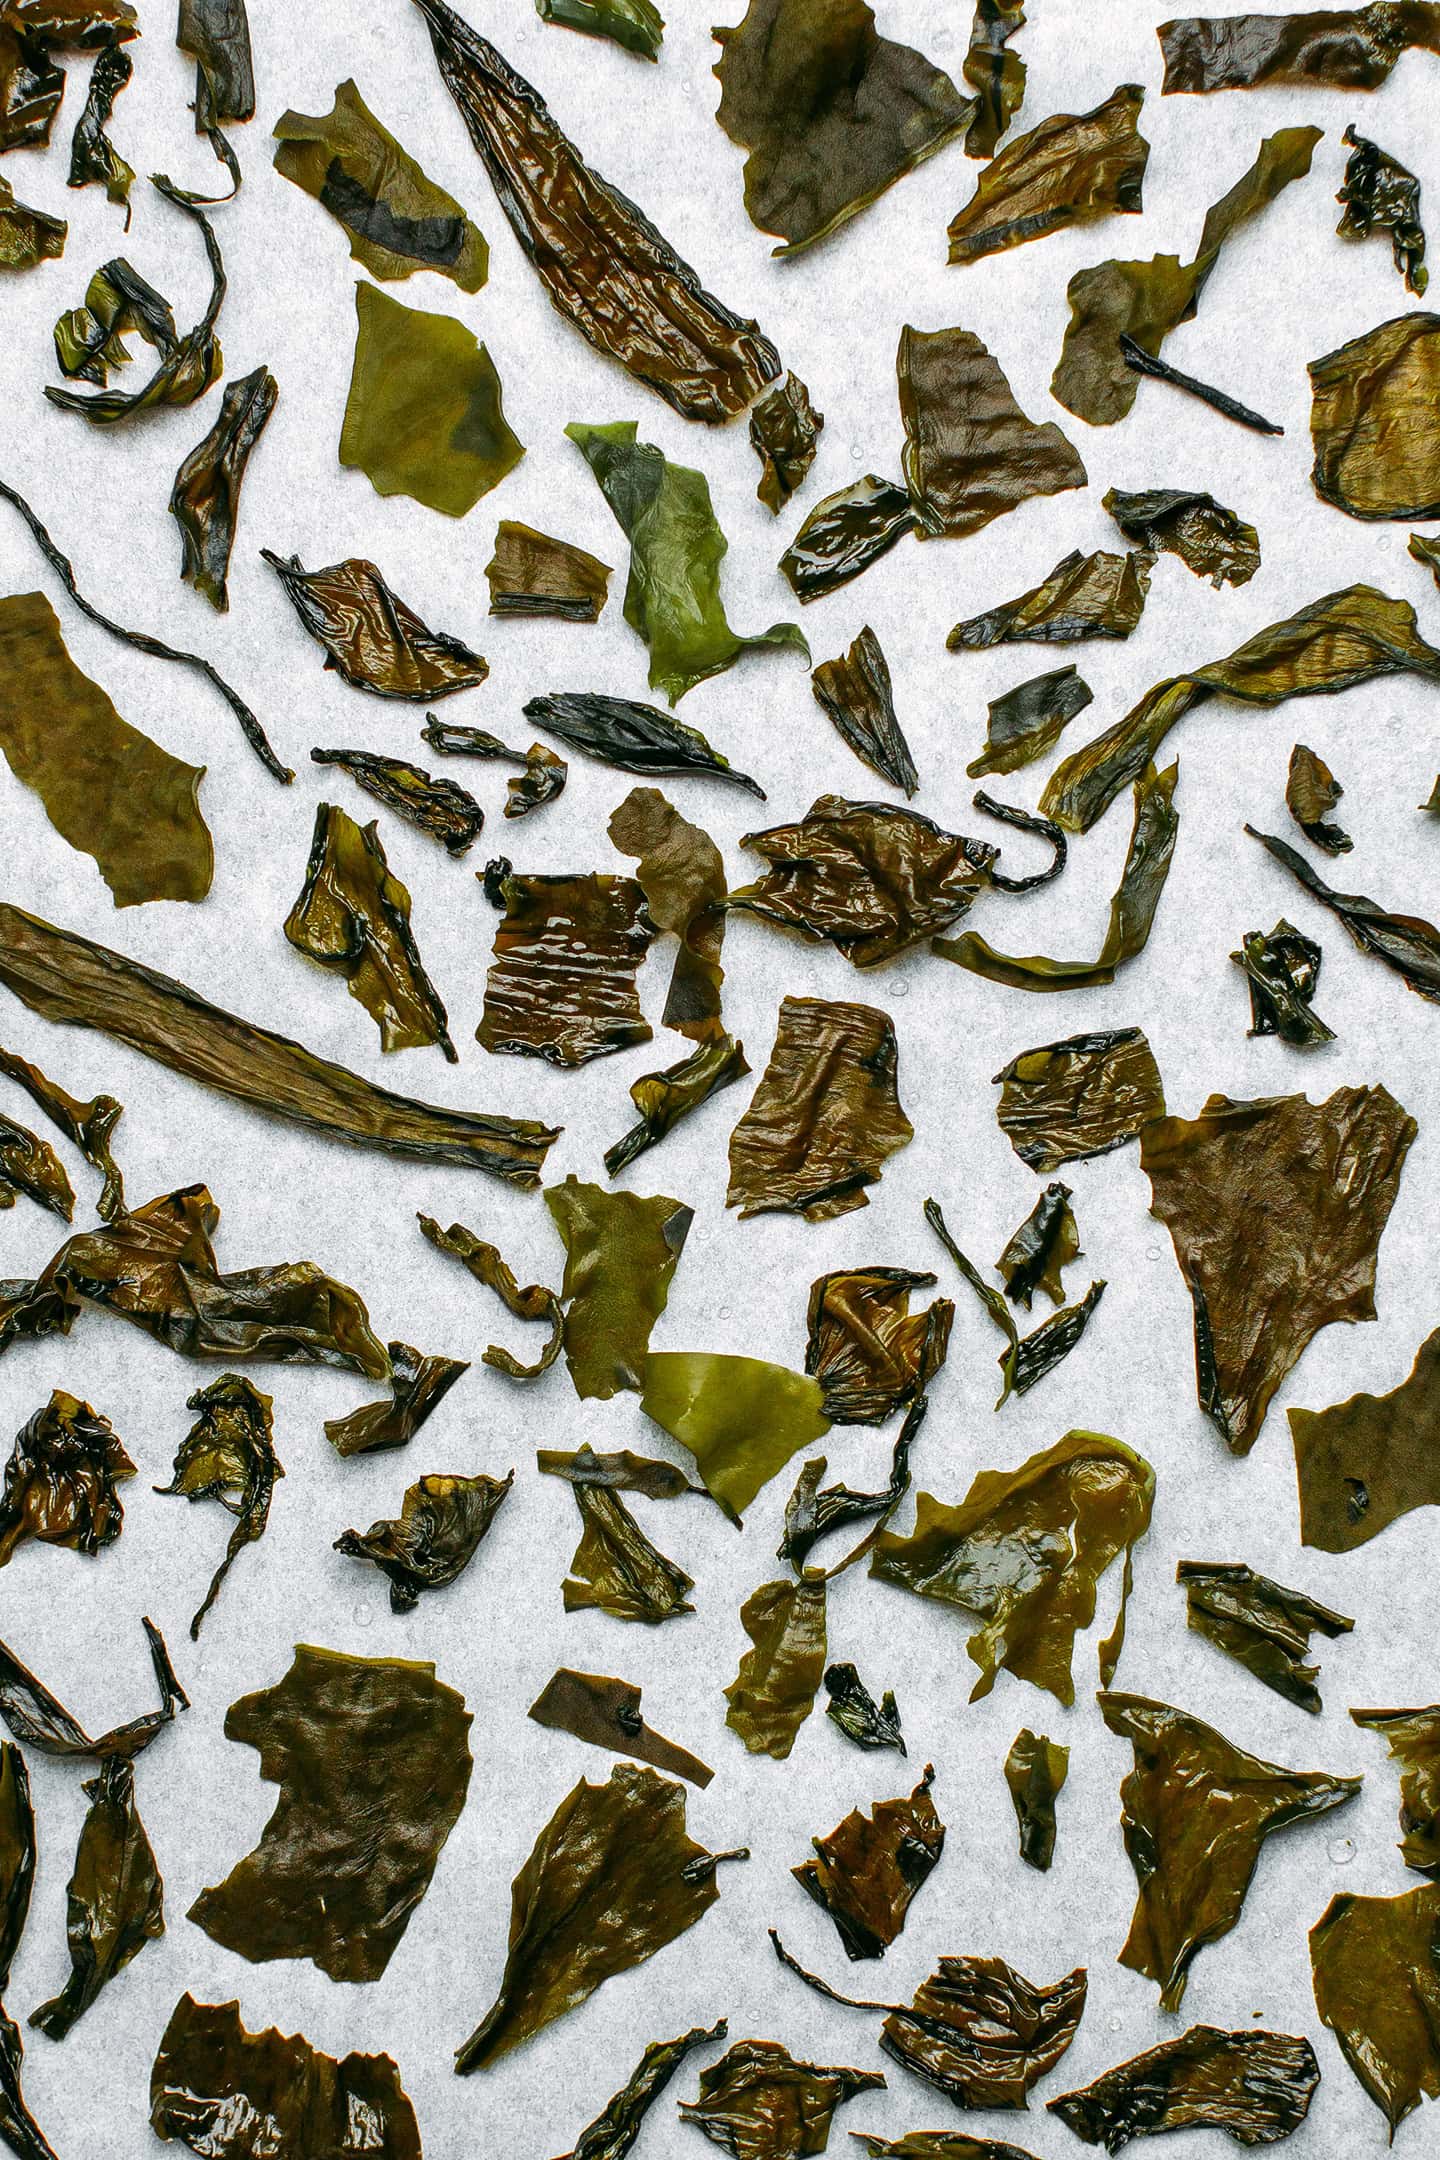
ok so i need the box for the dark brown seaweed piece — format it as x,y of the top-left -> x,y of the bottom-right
804,1268 -> 953,1424
504,744 -> 567,818
1310,1885 -> 1440,2139
177,0 -> 254,189
0,174 -> 66,270
812,629 -> 918,796
900,325 -> 1087,543
263,551 -> 488,701
150,1994 -> 421,2160
948,85 -> 1148,265
560,1485 -> 695,1624
169,366 -> 276,611
780,476 -> 918,604
0,1616 -> 187,1762
337,1468 -> 513,1612
825,1665 -> 904,1753
1291,1324 -> 1440,1552
873,1428 -> 1152,1700
0,1112 -> 71,1220
794,1766 -> 943,1961
456,1762 -> 744,2072
604,1035 -> 751,1178
524,690 -> 764,797
66,36 -> 131,220
1159,6 -> 1440,95
1337,121 -> 1427,293
608,786 -> 727,1043
750,373 -> 823,516
963,0 -> 1025,158
310,748 -> 484,856
1005,1729 -> 1067,1870
1231,918 -> 1333,1045
851,2139 -> 1041,2160
728,995 -> 912,1222
1350,1707 -> 1440,1874
538,1443 -> 709,1502
778,1402 -> 922,1579
0,1392 -> 133,1567
413,0 -> 779,422
324,1342 -> 468,1456
0,19 -> 64,155
969,668 -> 1093,780
1178,1560 -> 1353,1712
529,1670 -> 712,1788
1104,486 -> 1260,588
1310,310 -> 1440,519
711,0 -> 974,258
640,1353 -> 831,1523
478,867 -> 654,1067
994,1028 -> 1165,1173
154,1376 -> 281,1637
0,1744 -> 34,1983
1249,822 -> 1440,996
190,1645 -> 471,1982
1286,743 -> 1351,853
545,1177 -> 691,1402
948,550 -> 1152,652
417,1213 -> 562,1380
28,1756 -> 160,2040
725,1576 -> 827,1758
1048,2026 -> 1319,2151
1144,1084 -> 1415,1453
1119,333 -> 1284,435
997,1184 -> 1079,1310
1099,1690 -> 1362,2011
681,2038 -> 884,2156
561,2033 -> 735,2160
485,520 -> 609,619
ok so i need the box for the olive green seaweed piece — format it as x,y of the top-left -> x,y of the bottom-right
899,324 -> 1088,543
948,550 -> 1152,652
310,749 -> 485,856
455,1763 -> 745,2073
66,37 -> 132,220
272,78 -> 488,290
963,1 -> 1026,159
604,1035 -> 752,1178
779,1397 -> 924,1583
607,786 -> 728,1044
0,1392 -> 133,1568
170,366 -> 277,611
1337,122 -> 1428,292
568,421 -> 808,705
28,1755 -> 161,2040
417,1213 -> 562,1380
1103,486 -> 1259,588
825,1665 -> 904,1754
794,1765 -> 944,1960
558,1482 -> 696,1625
1005,1729 -> 1068,1870
724,1575 -> 828,1760
336,1468 -> 513,1612
1310,311 -> 1440,520
0,1615 -> 187,1763
804,1268 -> 952,1425
780,474 -> 918,604
1413,531 -> 1440,586
1230,918 -> 1333,1045
341,281 -> 523,517
324,1342 -> 468,1457
968,667 -> 1093,779
1047,2025 -> 1320,2151
948,84 -> 1148,265
528,1670 -> 713,1788
263,551 -> 489,701
1310,1885 -> 1440,2138
994,1028 -> 1164,1172
728,995 -> 913,1222
0,1112 -> 72,1220
485,520 -> 610,620
545,1177 -> 692,1402
0,175 -> 66,270
559,2023 -> 730,2160
923,1197 -> 1105,1406
1099,1690 -> 1362,2013
812,629 -> 918,795
641,1352 -> 830,1524
850,2138 -> 1041,2160
153,1375 -> 281,1637
1291,1324 -> 1440,1552
1159,6 -> 1440,95
1,1741 -> 35,1984
997,1183 -> 1080,1310
1350,1707 -> 1440,1875
536,0 -> 664,61
478,866 -> 655,1067
1176,1560 -> 1353,1713
750,372 -> 823,516
536,1443 -> 709,1502
681,2038 -> 885,2152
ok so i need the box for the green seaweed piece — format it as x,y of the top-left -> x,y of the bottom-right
750,372 -> 823,516
0,1113 -> 72,1220
963,1 -> 1026,158
948,84 -> 1148,264
486,521 -> 610,620
825,1665 -> 904,1754
948,550 -> 1152,651
607,786 -> 728,1043
1287,742 -> 1351,853
1248,822 -> 1440,998
417,1213 -> 562,1380
1310,1885 -> 1440,2138
1159,6 -> 1440,94
523,691 -> 764,797
176,0 -> 255,189
997,1183 -> 1079,1310
1230,918 -> 1333,1045
28,1756 -> 161,2040
1005,1729 -> 1067,1871
323,1342 -> 468,1457
154,1375 -> 281,1637
812,628 -> 918,796
264,552 -> 489,700
545,1176 -> 692,1401
994,1028 -> 1164,1172
559,2025 -> 730,2160
924,1197 -> 1105,1406
1338,122 -> 1428,293
528,1670 -> 713,1788
337,1468 -> 513,1612
728,995 -> 913,1221
778,1403 -> 921,1582
477,866 -> 654,1067
604,1036 -> 752,1178
968,667 -> 1093,779
0,174 -> 66,270
66,36 -> 131,219
641,1352 -> 830,1525
780,475 -> 917,603
899,324 -> 1087,543
0,1616 -> 186,1764
1178,1559 -> 1353,1713
310,749 -> 484,856
804,1268 -> 952,1425
537,0 -> 663,61
1291,1325 -> 1440,1552
1104,485 -> 1259,587
725,1575 -> 828,1760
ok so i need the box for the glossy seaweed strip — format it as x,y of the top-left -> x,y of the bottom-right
0,1617 -> 187,1762
66,37 -> 133,222
1247,825 -> 1440,1001
177,0 -> 255,193
169,366 -> 277,611
0,1045 -> 124,1221
524,693 -> 764,796
1119,333 -> 1284,434
557,2025 -> 731,2160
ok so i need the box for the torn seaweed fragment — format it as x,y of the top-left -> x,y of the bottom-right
1048,2025 -> 1319,2151
336,1469 -> 513,1612
1177,1560 -> 1352,1713
794,1766 -> 944,1960
154,1376 -> 281,1638
324,1342 -> 468,1457
263,552 -> 488,700
812,629 -> 917,796
728,996 -> 912,1222
993,1029 -> 1165,1173
477,866 -> 654,1067
1337,121 -> 1427,293
1231,919 -> 1332,1045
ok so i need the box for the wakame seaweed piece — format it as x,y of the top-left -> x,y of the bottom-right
528,1670 -> 713,1788
263,551 -> 488,701
0,18 -> 63,155
0,1045 -> 123,1221
825,1665 -> 904,1753
0,1615 -> 187,1762
1103,486 -> 1259,588
608,786 -> 728,1042
503,744 -> 567,818
1005,1729 -> 1068,1871
1011,1284 -> 1108,1398
1309,311 -> 1440,519
948,550 -> 1152,652
477,867 -> 654,1067
337,1468 -> 513,1613
1099,1690 -> 1362,2012
154,1375 -> 280,1638
341,280 -> 522,517
0,907 -> 555,1181
681,2039 -> 884,2156
898,325 -> 1087,543
324,1342 -> 468,1456
0,590 -> 213,911
1143,1084 -> 1415,1454
1177,1559 -> 1352,1713
1,1742 -> 34,1983
794,1766 -> 944,1961
569,421 -> 807,706
0,477 -> 288,782
1047,2027 -> 1320,2151
1311,1886 -> 1440,2139
948,85 -> 1148,266
1051,125 -> 1323,430
780,475 -> 918,604
997,1184 -> 1079,1311
66,35 -> 131,221
191,1646 -> 471,1981
457,1763 -> 744,2073
537,0 -> 664,62
272,78 -> 488,291
750,373 -> 823,517
524,691 -> 764,797
777,1401 -> 923,1578
605,1036 -> 752,1178
963,0 -> 1025,159
486,520 -> 609,620
852,2140 -> 1042,2160
1159,5 -> 1440,93
1118,332 -> 1284,436
1338,121 -> 1427,293
413,0 -> 779,421
310,749 -> 484,856
728,995 -> 913,1222
285,803 -> 456,1062
993,1028 -> 1165,1173
537,1440 -> 710,1506
640,1352 -> 830,1524
169,365 -> 275,612
712,0 -> 973,258
805,1268 -> 953,1424
0,1114 -> 71,1219
1249,823 -> 1440,998
417,1213 -> 562,1380
1291,1325 -> 1440,1552
0,174 -> 65,271
563,2039 -> 739,2160
28,1755 -> 160,2041
812,630 -> 918,796
51,255 -> 173,382
0,1392 -> 133,1567
546,1180 -> 691,1402
1351,1707 -> 1440,1874
873,1428 -> 1154,1702
1043,586 -> 1440,837
1285,743 -> 1350,853
937,762 -> 1178,992
1232,919 -> 1333,1044
150,1994 -> 421,2160
725,1575 -> 828,1759
177,0 -> 255,187
559,1482 -> 696,1623
969,667 -> 1093,780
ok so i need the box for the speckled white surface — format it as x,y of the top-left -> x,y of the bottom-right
0,2 -> 1438,2155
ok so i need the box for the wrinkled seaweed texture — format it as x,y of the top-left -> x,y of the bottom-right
948,550 -> 1152,652
948,85 -> 1149,265
169,366 -> 276,611
0,174 -> 66,269
969,667 -> 1093,779
337,1468 -> 513,1612
805,1268 -> 952,1424
412,0 -> 779,421
680,2038 -> 884,2155
998,1184 -> 1080,1310
1310,311 -> 1440,519
310,749 -> 485,856
189,1645 -> 472,1981
1141,1084 -> 1416,1454
1098,1690 -> 1362,2013
1285,743 -> 1351,852
1177,1560 -> 1352,1713
0,1614 -> 187,1765
873,1431 -> 1153,1704
1248,822 -> 1440,999
28,1755 -> 162,2039
750,372 -> 823,515
640,1351 -> 830,1523
793,1765 -> 944,1959
1159,5 -> 1440,94
878,1956 -> 1087,2109
728,995 -> 913,1221
1337,120 -> 1427,292
825,1664 -> 905,1753
1291,1325 -> 1440,1551
1048,2025 -> 1320,2151
963,0 -> 1026,158
1231,919 -> 1332,1046
608,786 -> 728,1042
557,2024 -> 730,2160
486,520 -> 610,620
725,1575 -> 827,1759
537,0 -> 665,64
523,691 -> 764,796
417,1213 -> 561,1381
712,0 -> 974,257
898,325 -> 1086,542
65,37 -> 132,220
527,1669 -> 713,1787
1006,1729 -> 1068,1870
994,1029 -> 1165,1172
605,1036 -> 752,1178
1350,1707 -> 1440,1875
324,1340 -> 469,1455
0,1391 -> 133,1567
1103,486 -> 1259,588
811,629 -> 917,797
478,867 -> 654,1067
263,551 -> 489,700
545,1176 -> 691,1399
780,474 -> 918,603
1310,1886 -> 1440,2138
153,1373 -> 282,1637
558,1480 -> 696,1624
568,420 -> 807,704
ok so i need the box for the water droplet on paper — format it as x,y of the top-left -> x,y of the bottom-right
1329,1836 -> 1356,1866
353,1603 -> 374,1629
